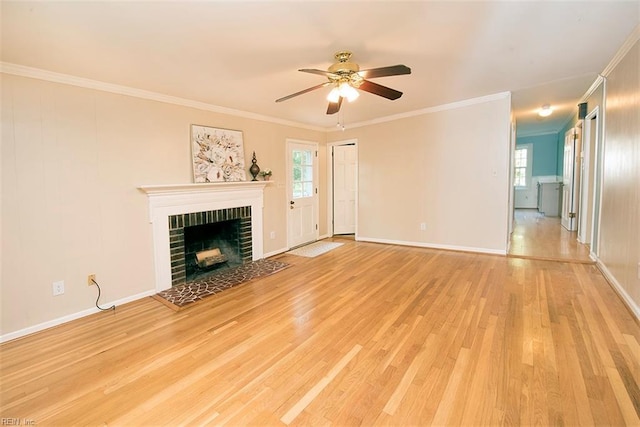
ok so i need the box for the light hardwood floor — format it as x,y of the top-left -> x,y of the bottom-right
1,239 -> 639,426
509,209 -> 593,263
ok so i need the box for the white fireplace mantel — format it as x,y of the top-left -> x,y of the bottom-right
139,181 -> 268,196
139,181 -> 268,292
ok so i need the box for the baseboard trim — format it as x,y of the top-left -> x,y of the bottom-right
0,290 -> 157,344
356,236 -> 507,256
265,236 -> 332,258
263,247 -> 289,258
595,259 -> 640,321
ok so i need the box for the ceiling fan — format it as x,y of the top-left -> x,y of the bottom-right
275,51 -> 411,115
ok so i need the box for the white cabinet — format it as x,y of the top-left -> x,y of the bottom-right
537,182 -> 562,217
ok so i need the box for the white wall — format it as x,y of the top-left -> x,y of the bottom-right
328,94 -> 512,254
1,73 -> 326,339
514,175 -> 562,210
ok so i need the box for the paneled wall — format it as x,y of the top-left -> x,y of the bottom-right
599,40 -> 640,314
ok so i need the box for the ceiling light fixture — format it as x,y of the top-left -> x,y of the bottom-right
327,87 -> 341,103
339,81 -> 359,102
327,80 -> 360,103
538,104 -> 553,117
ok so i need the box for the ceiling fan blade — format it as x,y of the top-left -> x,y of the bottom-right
358,65 -> 411,79
299,68 -> 339,78
358,80 -> 403,100
275,82 -> 331,103
327,97 -> 343,115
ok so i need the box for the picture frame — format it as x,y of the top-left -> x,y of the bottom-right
191,125 -> 247,182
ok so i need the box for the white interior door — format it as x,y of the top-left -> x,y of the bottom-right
572,124 -> 582,230
579,112 -> 598,244
562,128 -> 576,230
333,144 -> 357,234
287,140 -> 318,248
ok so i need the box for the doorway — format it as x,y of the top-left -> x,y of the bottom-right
327,139 -> 358,236
287,139 -> 319,249
509,208 -> 593,263
579,107 -> 603,257
561,125 -> 582,231
508,128 -> 592,263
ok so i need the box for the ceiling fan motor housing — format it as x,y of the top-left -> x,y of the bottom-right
328,51 -> 362,86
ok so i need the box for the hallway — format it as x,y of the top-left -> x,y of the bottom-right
508,208 -> 593,263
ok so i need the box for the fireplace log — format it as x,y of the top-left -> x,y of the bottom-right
195,248 -> 228,269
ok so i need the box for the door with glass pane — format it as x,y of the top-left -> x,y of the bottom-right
287,140 -> 318,248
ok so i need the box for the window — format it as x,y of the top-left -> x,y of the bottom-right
292,149 -> 314,198
514,146 -> 529,188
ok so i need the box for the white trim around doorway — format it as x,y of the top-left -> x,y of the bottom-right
326,139 -> 358,238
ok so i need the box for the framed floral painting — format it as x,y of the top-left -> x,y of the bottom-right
191,125 -> 247,182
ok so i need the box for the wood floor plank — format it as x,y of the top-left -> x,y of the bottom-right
509,208 -> 593,263
1,239 -> 638,426
281,344 -> 362,425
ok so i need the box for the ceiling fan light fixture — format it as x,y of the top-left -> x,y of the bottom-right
327,87 -> 341,103
338,81 -> 359,102
276,51 -> 411,115
538,104 -> 553,117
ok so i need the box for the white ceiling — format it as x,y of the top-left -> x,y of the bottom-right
1,1 -> 638,135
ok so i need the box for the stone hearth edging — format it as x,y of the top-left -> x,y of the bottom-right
153,259 -> 289,310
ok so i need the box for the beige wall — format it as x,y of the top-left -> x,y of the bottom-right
328,95 -> 512,253
0,78 -> 513,338
599,40 -> 640,313
7,42 -> 636,338
1,74 -> 326,337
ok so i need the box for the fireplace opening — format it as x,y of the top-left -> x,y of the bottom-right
169,206 -> 252,286
184,219 -> 241,281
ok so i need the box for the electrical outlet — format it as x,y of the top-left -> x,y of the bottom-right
420,222 -> 427,231
270,231 -> 276,239
52,280 -> 65,296
88,274 -> 96,286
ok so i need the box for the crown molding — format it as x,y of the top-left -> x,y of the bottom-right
329,91 -> 512,131
2,62 -> 514,134
579,74 -> 605,104
601,25 -> 639,77
543,27 -> 638,135
516,129 -> 560,138
0,62 -> 326,133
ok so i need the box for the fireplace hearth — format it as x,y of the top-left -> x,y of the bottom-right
139,182 -> 268,292
169,207 -> 252,286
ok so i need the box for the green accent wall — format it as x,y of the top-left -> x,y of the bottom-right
516,133 -> 560,176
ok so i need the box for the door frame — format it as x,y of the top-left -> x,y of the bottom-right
587,106 -> 605,257
327,139 -> 358,237
561,127 -> 580,231
507,121 -> 516,245
286,138 -> 319,249
577,106 -> 600,246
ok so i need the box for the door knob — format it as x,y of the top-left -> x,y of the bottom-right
290,201 -> 295,204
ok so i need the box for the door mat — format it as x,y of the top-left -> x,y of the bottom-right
153,259 -> 289,311
286,241 -> 343,258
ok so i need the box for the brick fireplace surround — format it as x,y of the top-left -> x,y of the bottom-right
170,207 -> 252,286
139,182 -> 268,292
